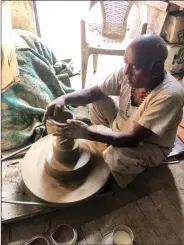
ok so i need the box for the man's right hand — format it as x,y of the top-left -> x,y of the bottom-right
43,96 -> 66,124
43,85 -> 104,124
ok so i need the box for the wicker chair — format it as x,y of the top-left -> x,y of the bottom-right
81,1 -> 148,88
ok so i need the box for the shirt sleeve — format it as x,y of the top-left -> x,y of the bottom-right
138,95 -> 183,136
98,67 -> 123,96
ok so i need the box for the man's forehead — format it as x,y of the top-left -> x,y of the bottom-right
124,45 -> 139,63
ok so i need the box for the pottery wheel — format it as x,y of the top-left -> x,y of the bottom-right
21,134 -> 110,205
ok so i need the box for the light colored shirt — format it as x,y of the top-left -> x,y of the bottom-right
98,67 -> 184,149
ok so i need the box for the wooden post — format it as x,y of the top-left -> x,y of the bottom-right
2,1 -> 19,92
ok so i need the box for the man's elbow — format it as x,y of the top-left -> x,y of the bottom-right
112,134 -> 140,148
120,140 -> 139,147
90,85 -> 105,101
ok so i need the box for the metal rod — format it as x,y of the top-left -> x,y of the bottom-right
60,138 -> 69,145
161,160 -> 180,164
2,199 -> 62,207
1,144 -> 33,161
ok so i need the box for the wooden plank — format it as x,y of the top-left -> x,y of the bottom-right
10,214 -> 49,243
81,220 -> 102,244
111,207 -> 132,227
137,196 -> 182,244
81,213 -> 115,243
134,162 -> 184,196
124,202 -> 162,244
95,213 -> 115,236
163,185 -> 184,217
111,207 -> 143,244
150,189 -> 184,243
168,163 -> 184,190
2,160 -> 59,224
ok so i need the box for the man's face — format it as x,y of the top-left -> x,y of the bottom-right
124,45 -> 150,88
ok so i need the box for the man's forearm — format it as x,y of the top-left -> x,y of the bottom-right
87,127 -> 138,147
63,86 -> 104,106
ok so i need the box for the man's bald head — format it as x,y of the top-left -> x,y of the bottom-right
127,34 -> 168,74
124,34 -> 168,88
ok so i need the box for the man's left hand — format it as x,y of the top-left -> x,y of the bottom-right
53,119 -> 90,139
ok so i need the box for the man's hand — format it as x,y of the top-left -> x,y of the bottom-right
42,86 -> 105,125
53,121 -> 112,141
43,96 -> 66,124
53,119 -> 155,148
53,119 -> 91,139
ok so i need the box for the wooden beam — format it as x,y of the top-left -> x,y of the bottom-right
146,1 -> 180,12
147,5 -> 168,35
2,1 -> 19,92
146,1 -> 169,12
169,1 -> 184,9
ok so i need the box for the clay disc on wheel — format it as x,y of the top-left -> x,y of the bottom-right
21,135 -> 110,205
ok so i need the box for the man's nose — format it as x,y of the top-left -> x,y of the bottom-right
124,63 -> 131,76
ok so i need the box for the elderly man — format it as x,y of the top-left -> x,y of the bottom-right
43,34 -> 184,189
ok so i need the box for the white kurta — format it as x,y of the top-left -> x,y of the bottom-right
89,67 -> 184,188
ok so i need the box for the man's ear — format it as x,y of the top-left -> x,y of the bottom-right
151,62 -> 164,78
